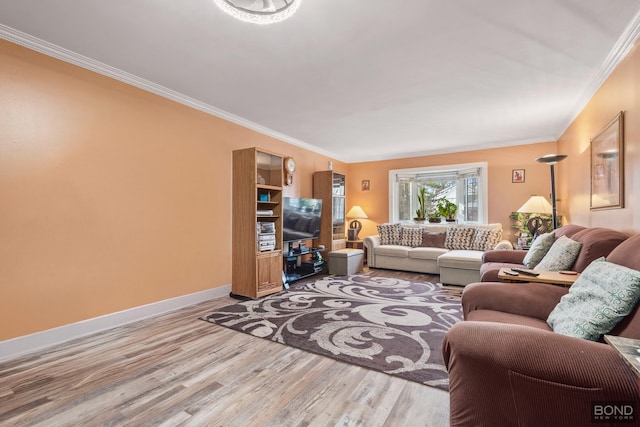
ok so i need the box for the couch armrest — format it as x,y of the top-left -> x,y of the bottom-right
492,239 -> 513,250
363,235 -> 380,266
482,249 -> 527,263
462,282 -> 568,320
442,322 -> 640,427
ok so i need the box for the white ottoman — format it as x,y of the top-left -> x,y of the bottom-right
328,248 -> 364,275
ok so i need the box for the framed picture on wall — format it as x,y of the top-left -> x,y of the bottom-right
591,111 -> 624,210
361,179 -> 370,191
512,169 -> 525,183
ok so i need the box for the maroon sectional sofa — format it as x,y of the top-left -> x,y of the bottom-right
442,230 -> 640,426
479,224 -> 628,282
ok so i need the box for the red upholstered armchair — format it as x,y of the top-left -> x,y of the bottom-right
442,233 -> 640,427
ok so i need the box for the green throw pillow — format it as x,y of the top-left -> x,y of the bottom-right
547,258 -> 640,341
522,232 -> 555,268
534,235 -> 582,271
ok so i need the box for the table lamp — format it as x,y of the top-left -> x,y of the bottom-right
517,195 -> 553,240
346,206 -> 368,241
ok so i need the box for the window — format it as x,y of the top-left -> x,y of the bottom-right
389,162 -> 488,224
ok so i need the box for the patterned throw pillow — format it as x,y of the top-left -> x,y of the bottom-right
444,226 -> 476,250
547,258 -> 640,341
400,227 -> 424,247
421,231 -> 447,248
522,232 -> 555,268
377,223 -> 401,245
471,229 -> 502,251
535,235 -> 582,271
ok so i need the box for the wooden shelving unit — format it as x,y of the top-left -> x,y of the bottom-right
313,170 -> 346,251
232,147 -> 283,299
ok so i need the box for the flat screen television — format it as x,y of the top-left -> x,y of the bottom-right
282,197 -> 323,243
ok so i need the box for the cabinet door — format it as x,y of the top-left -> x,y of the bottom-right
257,252 -> 282,295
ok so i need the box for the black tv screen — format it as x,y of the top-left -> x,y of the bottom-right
283,197 -> 323,243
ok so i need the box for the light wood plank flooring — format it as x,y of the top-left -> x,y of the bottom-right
0,269 -> 453,426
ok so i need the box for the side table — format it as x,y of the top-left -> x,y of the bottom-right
346,240 -> 366,264
346,240 -> 363,249
604,335 -> 640,378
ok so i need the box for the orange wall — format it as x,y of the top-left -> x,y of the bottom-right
558,39 -> 640,233
0,39 -> 344,341
3,33 -> 639,342
347,141 -> 558,243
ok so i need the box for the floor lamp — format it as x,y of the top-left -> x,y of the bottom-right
535,154 -> 567,229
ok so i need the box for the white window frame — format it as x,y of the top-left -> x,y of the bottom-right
388,161 -> 488,224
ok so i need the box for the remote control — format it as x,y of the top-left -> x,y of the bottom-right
502,269 -> 519,276
511,268 -> 540,277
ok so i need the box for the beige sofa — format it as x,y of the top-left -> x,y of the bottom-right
363,223 -> 511,286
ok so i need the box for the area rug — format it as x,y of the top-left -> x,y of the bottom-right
201,275 -> 463,391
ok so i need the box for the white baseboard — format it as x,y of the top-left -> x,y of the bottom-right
0,284 -> 232,362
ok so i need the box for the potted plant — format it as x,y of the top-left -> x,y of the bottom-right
414,186 -> 427,221
437,198 -> 458,222
428,211 -> 441,223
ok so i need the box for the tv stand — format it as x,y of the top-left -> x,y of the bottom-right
284,243 -> 326,284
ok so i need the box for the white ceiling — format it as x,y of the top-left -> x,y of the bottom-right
1,0 -> 640,162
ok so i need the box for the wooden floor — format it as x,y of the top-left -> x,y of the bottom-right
0,269 -> 453,427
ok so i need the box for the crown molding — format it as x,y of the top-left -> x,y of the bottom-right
0,24 -> 340,160
557,9 -> 640,137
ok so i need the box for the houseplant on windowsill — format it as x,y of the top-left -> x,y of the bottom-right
437,198 -> 458,222
414,186 -> 427,221
428,211 -> 442,223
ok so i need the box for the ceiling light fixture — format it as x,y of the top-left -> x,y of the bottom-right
213,0 -> 301,25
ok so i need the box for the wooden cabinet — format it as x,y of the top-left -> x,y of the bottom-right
313,171 -> 346,251
232,147 -> 283,299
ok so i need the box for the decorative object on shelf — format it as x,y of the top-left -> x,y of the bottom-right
517,195 -> 553,239
346,205 -> 368,241
436,198 -> 458,222
590,111 -> 624,211
284,156 -> 296,186
512,169 -> 525,183
361,179 -> 370,191
536,154 -> 567,229
414,186 -> 427,221
213,0 -> 301,25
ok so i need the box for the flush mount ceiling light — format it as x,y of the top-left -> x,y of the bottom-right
213,0 -> 301,25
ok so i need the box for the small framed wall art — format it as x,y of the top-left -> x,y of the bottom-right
591,111 -> 624,210
512,169 -> 525,183
361,179 -> 370,191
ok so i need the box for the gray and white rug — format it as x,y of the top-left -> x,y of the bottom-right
201,275 -> 463,391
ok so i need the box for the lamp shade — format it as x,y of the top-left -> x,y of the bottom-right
346,206 -> 368,219
517,196 -> 553,214
536,154 -> 568,165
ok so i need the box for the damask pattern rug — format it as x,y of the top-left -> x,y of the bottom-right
201,275 -> 463,391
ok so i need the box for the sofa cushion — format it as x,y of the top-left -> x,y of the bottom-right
408,247 -> 449,261
400,227 -> 423,247
377,223 -> 401,245
375,245 -> 410,257
445,226 -> 476,250
420,231 -> 446,248
535,236 -> 582,271
547,258 -> 640,341
522,232 -> 555,269
568,228 -> 628,272
470,228 -> 502,251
